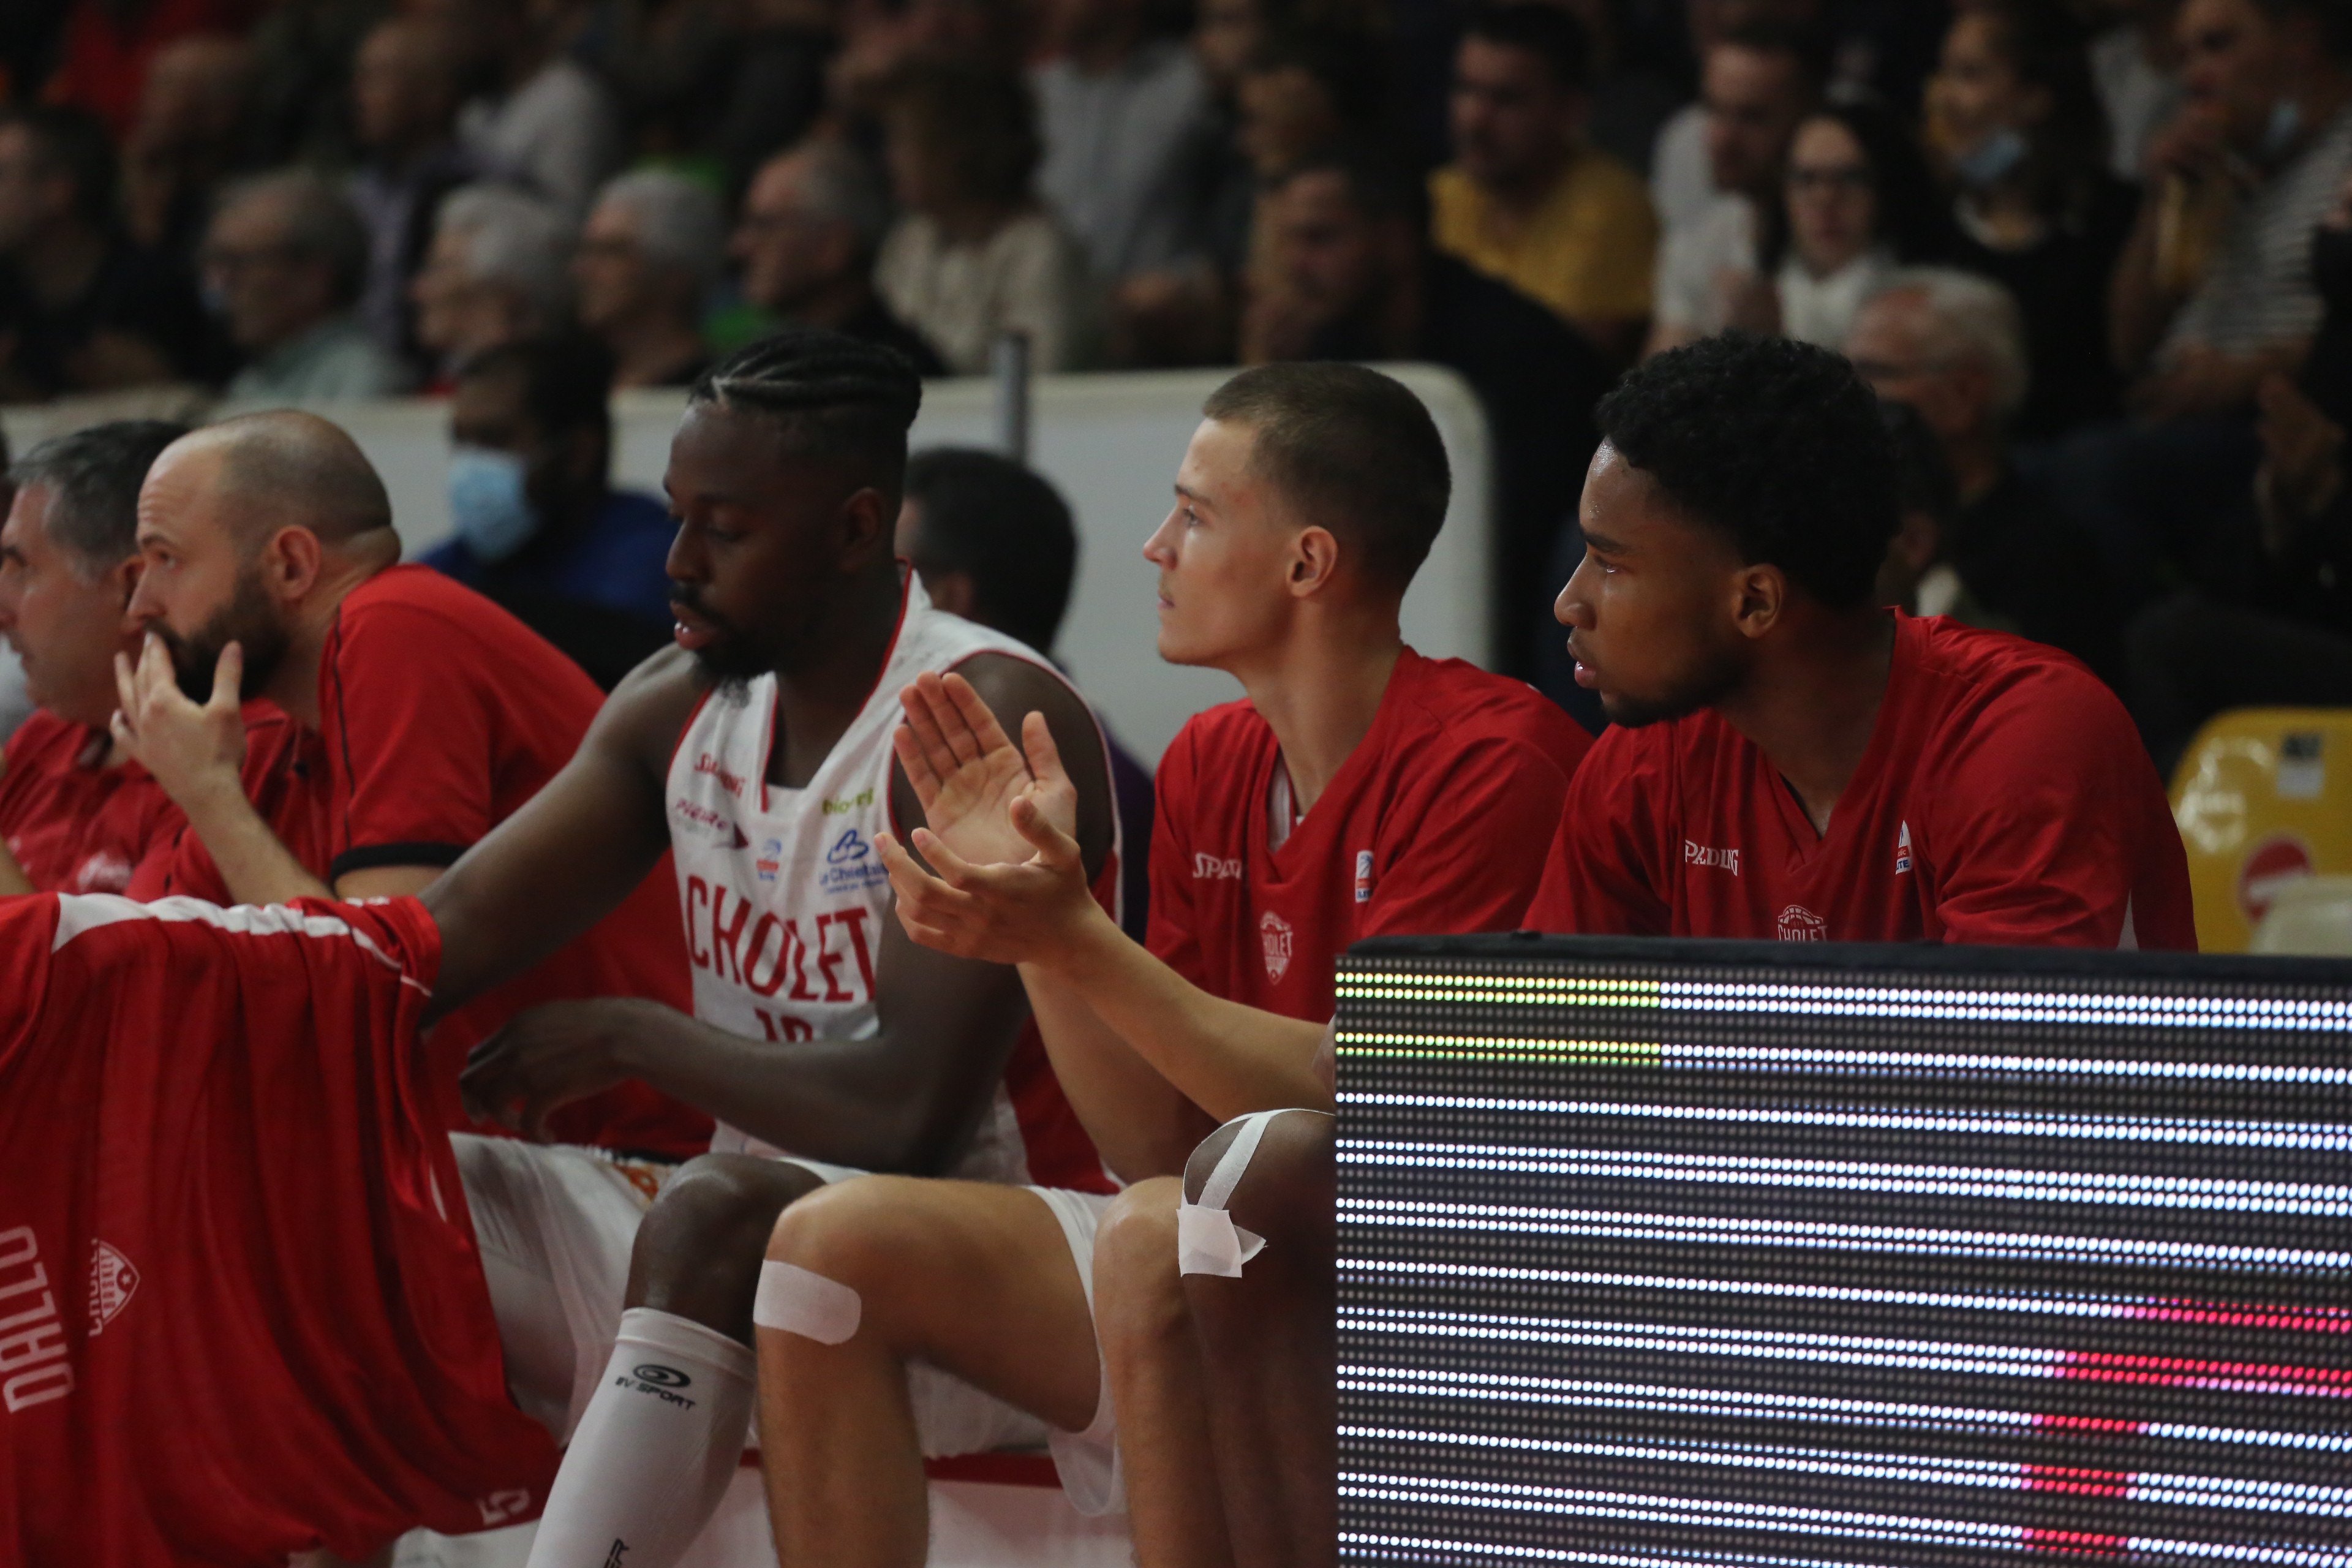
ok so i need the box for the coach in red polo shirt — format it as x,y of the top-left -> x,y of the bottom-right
114,410 -> 709,1156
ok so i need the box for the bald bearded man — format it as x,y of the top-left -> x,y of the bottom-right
116,411 -> 708,1156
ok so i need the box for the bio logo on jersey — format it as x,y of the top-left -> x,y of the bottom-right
756,837 -> 783,883
819,826 -> 889,895
1261,911 -> 1295,981
1895,821 -> 1913,875
1354,850 -> 1374,903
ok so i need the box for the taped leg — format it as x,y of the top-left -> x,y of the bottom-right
756,1176 -> 1102,1568
1095,1176 -> 1235,1568
1183,1110 -> 1335,1568
525,1153 -> 827,1568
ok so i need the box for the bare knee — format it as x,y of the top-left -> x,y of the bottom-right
630,1153 -> 824,1338
1092,1177 -> 1185,1353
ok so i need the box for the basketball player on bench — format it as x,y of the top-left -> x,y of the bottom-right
744,363 -> 1593,1568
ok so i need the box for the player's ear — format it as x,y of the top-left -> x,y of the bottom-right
1731,562 -> 1785,639
835,486 -> 892,571
265,525 -> 325,603
110,554 -> 143,612
1288,525 -> 1341,598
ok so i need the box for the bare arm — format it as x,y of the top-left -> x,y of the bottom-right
458,654 -> 1120,1175
1020,965 -> 1219,1182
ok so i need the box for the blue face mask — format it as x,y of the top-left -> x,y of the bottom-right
1952,126 -> 2027,189
447,445 -> 539,564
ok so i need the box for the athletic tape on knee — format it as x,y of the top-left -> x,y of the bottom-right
1177,1110 -> 1283,1277
752,1259 -> 862,1344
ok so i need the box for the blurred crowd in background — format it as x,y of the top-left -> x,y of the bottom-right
1,0 -> 2349,767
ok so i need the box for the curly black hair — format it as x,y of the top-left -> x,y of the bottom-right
1594,333 -> 1898,610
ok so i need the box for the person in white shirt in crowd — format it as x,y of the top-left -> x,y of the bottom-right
409,183 -> 576,383
205,167 -> 409,405
1031,0 -> 1221,288
2088,0 -> 2187,182
1646,17 -> 1822,355
877,59 -> 1100,373
1649,0 -> 1827,235
575,169 -> 722,390
454,0 -> 622,218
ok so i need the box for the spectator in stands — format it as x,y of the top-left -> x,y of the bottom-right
409,183 -> 576,385
120,33 -> 257,266
574,170 -> 722,390
896,445 -> 1156,938
40,0 -> 247,141
877,59 -> 1100,373
1032,0 -> 1220,286
2050,0 -> 2352,608
421,334 -> 675,689
0,421 -> 195,897
347,15 -> 494,366
1923,1 -> 2138,439
1748,102 -> 1952,350
2111,0 -> 2352,420
1649,0 -> 1826,236
1849,268 -> 2120,681
455,0 -> 624,217
244,0 -> 385,171
1872,396 -> 1977,622
730,141 -> 948,375
0,104 -> 220,401
2088,0 -> 2185,183
1248,145 -> 1608,678
1431,4 -> 1657,364
206,170 -> 407,405
2126,172 -> 2352,771
1647,20 -> 1822,355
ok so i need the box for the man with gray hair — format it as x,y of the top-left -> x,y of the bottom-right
206,168 -> 409,405
575,169 -> 722,388
412,183 -> 578,380
1847,267 -> 2120,680
730,141 -> 945,375
0,420 -> 265,895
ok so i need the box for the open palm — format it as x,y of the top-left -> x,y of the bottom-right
892,671 -> 1077,869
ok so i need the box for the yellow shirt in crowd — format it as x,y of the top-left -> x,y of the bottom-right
1429,148 -> 1658,330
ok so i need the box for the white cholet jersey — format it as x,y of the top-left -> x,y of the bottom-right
665,574 -> 1098,1182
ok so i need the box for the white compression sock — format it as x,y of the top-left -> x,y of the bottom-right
524,1307 -> 755,1568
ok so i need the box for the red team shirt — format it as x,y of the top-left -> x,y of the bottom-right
1526,615 -> 2196,948
0,712 -> 181,893
1148,647 -> 1594,1020
0,893 -> 556,1564
132,565 -> 710,1155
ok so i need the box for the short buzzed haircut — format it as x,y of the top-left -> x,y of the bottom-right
690,328 -> 924,496
1202,363 -> 1451,592
1597,333 -> 1896,609
903,448 -> 1077,652
1462,3 -> 1591,91
184,411 -> 395,547
13,421 -> 192,578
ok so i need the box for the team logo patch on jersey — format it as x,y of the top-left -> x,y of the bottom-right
1354,850 -> 1374,903
1776,904 -> 1827,942
1895,821 -> 1913,875
818,827 -> 889,895
1260,911 -> 1294,981
756,837 -> 783,882
88,1240 -> 138,1336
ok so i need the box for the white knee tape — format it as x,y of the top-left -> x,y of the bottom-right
1177,1109 -> 1285,1277
752,1260 -> 862,1344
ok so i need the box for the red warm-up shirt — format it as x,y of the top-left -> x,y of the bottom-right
1526,614 -> 2195,948
0,893 -> 557,1564
0,713 -> 176,893
1147,647 -> 1593,1021
136,566 -> 708,1155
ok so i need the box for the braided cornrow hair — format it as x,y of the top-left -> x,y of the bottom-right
687,329 -> 924,478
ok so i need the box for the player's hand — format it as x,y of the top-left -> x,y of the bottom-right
892,671 -> 1078,868
111,633 -> 247,809
459,998 -> 657,1142
875,780 -> 1099,967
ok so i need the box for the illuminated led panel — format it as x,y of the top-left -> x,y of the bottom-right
1334,935 -> 2351,1568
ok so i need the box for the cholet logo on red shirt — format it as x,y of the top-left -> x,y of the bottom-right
1777,905 -> 1827,942
1260,911 -> 1295,981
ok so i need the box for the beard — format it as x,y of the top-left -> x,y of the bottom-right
672,592 -> 786,697
1598,644 -> 1746,730
155,570 -> 292,704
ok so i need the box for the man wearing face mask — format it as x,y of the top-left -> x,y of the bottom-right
422,334 -> 676,689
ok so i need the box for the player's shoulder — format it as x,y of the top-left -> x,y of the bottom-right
1902,614 -> 2126,736
1,709 -> 80,771
1388,652 -> 1594,769
1166,695 -> 1276,768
